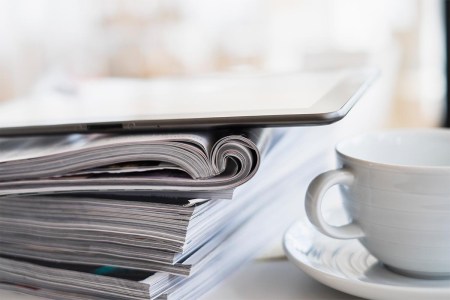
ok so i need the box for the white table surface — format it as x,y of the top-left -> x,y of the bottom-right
204,259 -> 362,300
0,259 -> 362,300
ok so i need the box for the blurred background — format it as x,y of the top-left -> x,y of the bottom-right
0,0 -> 446,128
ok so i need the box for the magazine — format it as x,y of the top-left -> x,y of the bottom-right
0,129 -> 269,198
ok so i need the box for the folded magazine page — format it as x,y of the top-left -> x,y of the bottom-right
0,129 -> 269,198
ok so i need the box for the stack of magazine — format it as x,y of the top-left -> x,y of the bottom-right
0,128 -> 268,299
0,126 -> 334,300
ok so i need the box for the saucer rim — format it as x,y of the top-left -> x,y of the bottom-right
283,221 -> 450,300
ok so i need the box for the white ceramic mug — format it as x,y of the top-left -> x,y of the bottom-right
305,129 -> 450,278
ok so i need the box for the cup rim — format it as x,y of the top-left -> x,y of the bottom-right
336,128 -> 450,172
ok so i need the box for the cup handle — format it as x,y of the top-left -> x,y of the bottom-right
305,169 -> 364,239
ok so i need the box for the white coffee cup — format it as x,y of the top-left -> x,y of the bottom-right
305,128 -> 450,278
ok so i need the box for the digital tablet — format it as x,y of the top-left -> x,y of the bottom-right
0,68 -> 377,135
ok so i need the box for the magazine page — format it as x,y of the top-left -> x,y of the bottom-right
0,129 -> 266,197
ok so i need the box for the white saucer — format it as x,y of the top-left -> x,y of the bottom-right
283,221 -> 450,300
